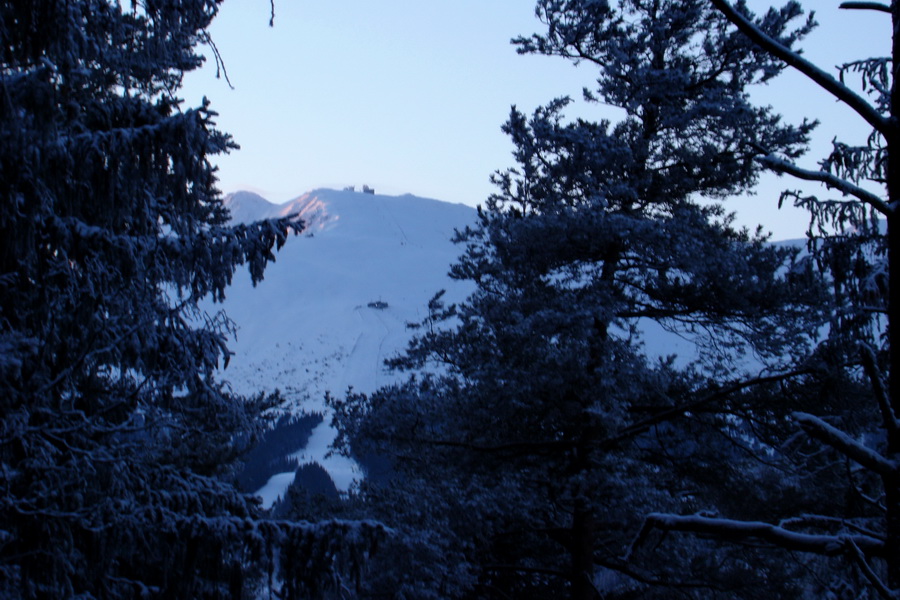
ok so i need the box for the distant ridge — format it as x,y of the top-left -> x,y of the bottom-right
211,188 -> 478,504
221,190 -> 277,224
218,187 -> 477,399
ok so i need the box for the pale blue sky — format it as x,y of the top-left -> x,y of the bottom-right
180,1 -> 890,240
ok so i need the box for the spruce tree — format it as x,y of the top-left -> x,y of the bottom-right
0,2 -> 381,598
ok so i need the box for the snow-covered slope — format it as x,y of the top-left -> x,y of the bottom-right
210,188 -> 477,503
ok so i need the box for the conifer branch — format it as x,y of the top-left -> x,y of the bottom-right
859,343 -> 900,439
756,153 -> 892,215
709,0 -> 892,137
611,368 -> 814,446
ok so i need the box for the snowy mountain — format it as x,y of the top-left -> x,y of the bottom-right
209,188 -> 477,505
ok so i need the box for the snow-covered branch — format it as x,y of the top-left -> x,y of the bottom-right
630,513 -> 886,558
793,412 -> 898,477
757,153 -> 892,215
779,515 -> 883,539
709,0 -> 892,137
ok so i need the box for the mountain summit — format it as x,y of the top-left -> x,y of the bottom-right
212,189 -> 477,500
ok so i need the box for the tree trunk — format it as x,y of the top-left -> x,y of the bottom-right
571,502 -> 599,600
888,0 -> 900,423
885,1 -> 899,588
883,178 -> 899,590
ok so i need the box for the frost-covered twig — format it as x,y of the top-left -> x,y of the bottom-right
779,515 -> 883,540
859,343 -> 900,438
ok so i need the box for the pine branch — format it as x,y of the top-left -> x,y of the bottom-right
609,368 -> 813,448
709,0 -> 893,137
403,369 -> 813,457
757,153 -> 892,215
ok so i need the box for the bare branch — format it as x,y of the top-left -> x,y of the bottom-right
757,154 -> 893,215
839,2 -> 893,13
199,32 -> 234,90
793,412 -> 898,477
709,0 -> 893,137
630,513 -> 887,558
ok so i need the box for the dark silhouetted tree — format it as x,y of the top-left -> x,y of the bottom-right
0,1 -> 382,598
330,1 -> 827,598
632,2 -> 897,597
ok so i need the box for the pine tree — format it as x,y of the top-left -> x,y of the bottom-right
632,2 -> 898,597
330,1 -> 826,598
0,2 -> 382,598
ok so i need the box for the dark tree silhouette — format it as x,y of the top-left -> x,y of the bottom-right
0,2 -> 382,597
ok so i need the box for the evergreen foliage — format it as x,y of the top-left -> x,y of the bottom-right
272,463 -> 341,520
631,1 -> 897,597
328,1 -> 832,598
0,1 -> 383,597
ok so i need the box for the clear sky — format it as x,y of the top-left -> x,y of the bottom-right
180,1 -> 891,240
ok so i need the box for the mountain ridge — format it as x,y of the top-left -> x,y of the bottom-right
212,188 -> 478,504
